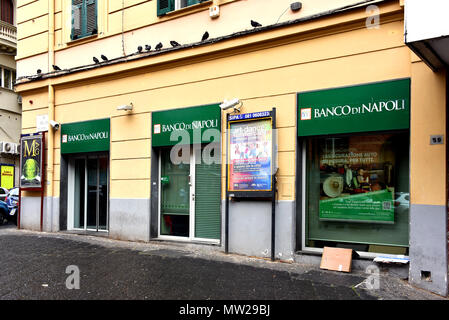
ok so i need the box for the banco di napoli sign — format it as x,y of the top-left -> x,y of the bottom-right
297,79 -> 410,137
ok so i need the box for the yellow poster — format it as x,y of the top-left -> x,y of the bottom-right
0,165 -> 14,190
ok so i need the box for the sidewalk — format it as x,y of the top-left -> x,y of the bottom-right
0,225 -> 446,300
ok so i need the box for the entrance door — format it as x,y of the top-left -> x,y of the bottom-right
158,145 -> 221,242
159,147 -> 191,238
69,154 -> 109,232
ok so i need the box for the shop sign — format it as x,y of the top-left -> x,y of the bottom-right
227,111 -> 275,196
61,119 -> 110,154
298,79 -> 410,136
20,135 -> 43,188
152,104 -> 221,147
0,165 -> 14,189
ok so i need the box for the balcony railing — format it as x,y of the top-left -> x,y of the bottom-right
0,20 -> 16,45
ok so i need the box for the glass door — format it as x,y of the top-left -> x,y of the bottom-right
158,145 -> 221,242
69,154 -> 109,232
159,148 -> 191,238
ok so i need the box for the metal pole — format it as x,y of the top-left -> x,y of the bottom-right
225,113 -> 229,254
271,108 -> 277,262
40,131 -> 46,232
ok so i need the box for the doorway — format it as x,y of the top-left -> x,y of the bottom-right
157,145 -> 221,243
68,154 -> 109,232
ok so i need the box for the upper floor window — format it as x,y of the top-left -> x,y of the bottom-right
1,0 -> 14,25
71,0 -> 97,41
1,67 -> 16,90
157,0 -> 204,16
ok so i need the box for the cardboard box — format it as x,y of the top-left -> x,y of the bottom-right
320,247 -> 353,273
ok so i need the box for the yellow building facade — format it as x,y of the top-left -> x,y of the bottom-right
15,0 -> 448,296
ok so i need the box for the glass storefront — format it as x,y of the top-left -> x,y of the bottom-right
304,131 -> 409,253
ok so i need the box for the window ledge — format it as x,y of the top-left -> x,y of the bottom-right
162,0 -> 212,18
67,33 -> 99,46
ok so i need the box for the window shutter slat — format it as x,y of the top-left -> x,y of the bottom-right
86,0 -> 97,35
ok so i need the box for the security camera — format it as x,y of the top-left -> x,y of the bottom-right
219,98 -> 241,111
49,120 -> 60,130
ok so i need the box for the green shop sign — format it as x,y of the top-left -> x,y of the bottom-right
152,104 -> 221,147
297,79 -> 410,136
320,189 -> 394,223
61,118 -> 110,154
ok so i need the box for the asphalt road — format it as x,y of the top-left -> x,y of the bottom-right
0,225 -> 445,305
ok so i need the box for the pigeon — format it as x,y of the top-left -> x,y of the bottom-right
137,46 -> 143,53
155,42 -> 163,50
93,57 -> 100,64
52,65 -> 61,71
170,40 -> 180,48
101,54 -> 108,61
145,44 -> 151,51
251,20 -> 262,28
201,31 -> 209,42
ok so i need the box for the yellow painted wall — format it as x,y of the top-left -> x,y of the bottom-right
17,1 -> 447,209
16,0 -> 394,68
18,7 -> 426,202
410,62 -> 447,206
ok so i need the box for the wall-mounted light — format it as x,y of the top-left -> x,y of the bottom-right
220,98 -> 242,113
117,103 -> 133,111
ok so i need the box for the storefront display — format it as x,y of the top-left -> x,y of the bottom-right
298,79 -> 411,252
152,104 -> 222,242
318,134 -> 396,223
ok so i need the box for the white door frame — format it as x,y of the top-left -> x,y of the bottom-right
157,146 -> 219,244
67,155 -> 109,233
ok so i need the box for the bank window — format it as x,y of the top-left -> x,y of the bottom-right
157,0 -> 206,16
71,0 -> 97,41
304,131 -> 410,255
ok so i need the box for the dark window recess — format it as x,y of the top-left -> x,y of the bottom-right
1,0 -> 14,24
71,0 -> 97,40
157,0 -> 202,16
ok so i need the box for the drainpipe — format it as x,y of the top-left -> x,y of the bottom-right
47,0 -> 55,231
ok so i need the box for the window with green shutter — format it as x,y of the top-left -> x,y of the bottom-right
157,0 -> 201,16
71,0 -> 97,40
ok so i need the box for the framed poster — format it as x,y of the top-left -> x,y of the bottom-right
19,134 -> 43,189
227,110 -> 276,198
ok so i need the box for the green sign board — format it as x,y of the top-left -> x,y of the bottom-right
297,79 -> 410,136
61,118 -> 110,154
320,189 -> 395,223
152,104 -> 221,147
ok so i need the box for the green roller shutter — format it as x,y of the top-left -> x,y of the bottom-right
195,157 -> 221,240
157,0 -> 174,16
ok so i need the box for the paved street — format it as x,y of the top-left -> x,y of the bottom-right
0,225 -> 445,304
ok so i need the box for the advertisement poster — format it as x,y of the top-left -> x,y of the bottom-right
20,135 -> 43,188
228,115 -> 272,192
0,165 -> 14,189
318,134 -> 395,223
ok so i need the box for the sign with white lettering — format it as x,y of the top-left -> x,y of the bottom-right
61,119 -> 110,154
152,104 -> 221,147
297,79 -> 410,136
